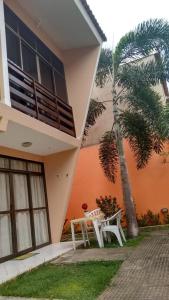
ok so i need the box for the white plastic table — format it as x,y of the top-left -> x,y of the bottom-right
70,215 -> 103,250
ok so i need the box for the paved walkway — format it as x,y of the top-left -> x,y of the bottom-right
99,231 -> 169,300
52,247 -> 132,264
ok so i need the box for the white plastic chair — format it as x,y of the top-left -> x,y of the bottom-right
84,208 -> 102,218
84,208 -> 104,247
100,210 -> 126,247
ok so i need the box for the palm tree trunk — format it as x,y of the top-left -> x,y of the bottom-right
116,128 -> 139,237
112,89 -> 139,238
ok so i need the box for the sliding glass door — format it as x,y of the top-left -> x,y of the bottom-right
13,173 -> 32,253
30,175 -> 49,246
0,156 -> 50,262
0,172 -> 13,260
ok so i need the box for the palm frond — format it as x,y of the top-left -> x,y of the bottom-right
153,134 -> 164,154
114,19 -> 169,68
95,48 -> 113,88
125,85 -> 163,131
121,111 -> 154,168
84,99 -> 106,137
99,130 -> 119,182
118,58 -> 168,88
157,104 -> 169,138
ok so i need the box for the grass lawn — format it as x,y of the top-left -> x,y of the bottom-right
79,232 -> 149,249
0,261 -> 122,300
104,233 -> 148,248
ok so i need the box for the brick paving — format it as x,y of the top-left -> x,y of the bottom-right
98,231 -> 169,300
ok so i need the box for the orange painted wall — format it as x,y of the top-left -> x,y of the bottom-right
66,142 -> 169,221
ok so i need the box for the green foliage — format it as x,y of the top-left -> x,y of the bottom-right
125,85 -> 163,128
0,262 -> 122,300
84,19 -> 169,184
95,48 -> 113,87
118,59 -> 168,88
99,130 -> 118,182
83,98 -> 105,140
81,233 -> 148,249
158,104 -> 169,139
114,19 -> 169,68
137,210 -> 161,227
121,111 -> 163,169
96,195 -> 121,218
163,213 -> 169,224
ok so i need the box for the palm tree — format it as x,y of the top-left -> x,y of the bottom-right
85,19 -> 169,238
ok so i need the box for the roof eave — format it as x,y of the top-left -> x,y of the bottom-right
80,0 -> 107,42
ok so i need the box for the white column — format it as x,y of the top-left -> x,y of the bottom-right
0,0 -> 10,106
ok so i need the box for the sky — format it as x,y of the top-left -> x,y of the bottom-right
87,0 -> 169,47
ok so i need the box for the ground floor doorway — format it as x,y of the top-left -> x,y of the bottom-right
0,155 -> 51,262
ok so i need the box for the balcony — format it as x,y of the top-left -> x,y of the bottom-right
8,61 -> 76,137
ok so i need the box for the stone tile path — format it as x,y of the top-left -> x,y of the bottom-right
99,231 -> 169,300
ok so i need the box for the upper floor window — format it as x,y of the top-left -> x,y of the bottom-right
22,43 -> 38,80
6,27 -> 21,67
4,4 -> 68,103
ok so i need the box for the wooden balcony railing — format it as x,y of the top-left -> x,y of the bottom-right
8,61 -> 76,137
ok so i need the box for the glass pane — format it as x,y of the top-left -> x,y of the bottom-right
0,157 -> 9,169
13,174 -> 29,210
22,43 -> 38,80
52,54 -> 64,75
10,159 -> 27,171
16,212 -> 32,252
4,5 -> 18,32
54,71 -> 68,102
19,21 -> 36,48
30,176 -> 45,208
28,162 -> 42,173
37,39 -> 51,62
0,214 -> 12,258
0,173 -> 10,211
34,209 -> 49,246
39,59 -> 54,92
6,28 -> 21,66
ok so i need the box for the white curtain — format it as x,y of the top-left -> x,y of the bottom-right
31,176 -> 49,246
16,212 -> 32,252
28,163 -> 41,173
13,174 -> 29,210
11,159 -> 26,171
34,210 -> 49,246
0,158 -> 9,169
0,172 -> 12,258
30,176 -> 45,208
0,173 -> 10,211
0,215 -> 12,258
13,174 -> 32,251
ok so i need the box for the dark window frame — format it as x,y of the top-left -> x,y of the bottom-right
22,41 -> 38,81
0,154 -> 51,263
4,4 -> 68,103
6,26 -> 21,67
39,57 -> 55,93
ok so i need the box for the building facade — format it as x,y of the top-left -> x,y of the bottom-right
0,0 -> 106,262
